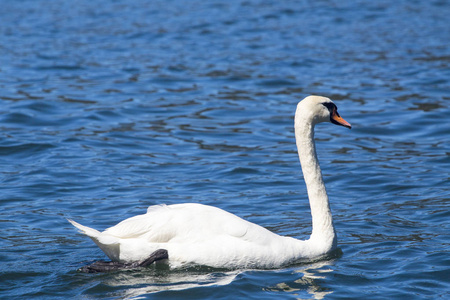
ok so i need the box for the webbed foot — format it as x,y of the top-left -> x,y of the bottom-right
79,249 -> 168,273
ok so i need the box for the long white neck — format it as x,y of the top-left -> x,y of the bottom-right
294,113 -> 337,252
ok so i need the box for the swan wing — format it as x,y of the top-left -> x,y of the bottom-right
102,203 -> 273,245
71,203 -> 285,263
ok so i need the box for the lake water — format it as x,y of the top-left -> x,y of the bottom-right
0,0 -> 449,299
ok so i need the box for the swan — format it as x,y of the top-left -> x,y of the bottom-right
68,95 -> 351,272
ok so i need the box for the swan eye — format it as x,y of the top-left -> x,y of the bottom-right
321,102 -> 337,113
322,102 -> 352,129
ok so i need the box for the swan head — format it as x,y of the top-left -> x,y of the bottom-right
296,95 -> 351,129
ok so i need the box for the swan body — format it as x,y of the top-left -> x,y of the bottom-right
69,95 -> 351,269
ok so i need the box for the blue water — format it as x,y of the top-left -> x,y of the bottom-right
1,0 -> 449,298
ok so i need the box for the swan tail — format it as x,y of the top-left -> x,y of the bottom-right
68,219 -> 121,261
68,219 -> 102,238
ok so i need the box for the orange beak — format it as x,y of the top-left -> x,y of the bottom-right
331,109 -> 352,129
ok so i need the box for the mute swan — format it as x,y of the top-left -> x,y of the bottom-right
69,95 -> 351,272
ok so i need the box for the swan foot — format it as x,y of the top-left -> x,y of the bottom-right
138,249 -> 169,267
78,249 -> 169,273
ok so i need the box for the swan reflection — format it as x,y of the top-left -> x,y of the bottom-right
266,258 -> 337,299
98,258 -> 336,298
101,265 -> 240,298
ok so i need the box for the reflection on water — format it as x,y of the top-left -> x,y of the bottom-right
103,269 -> 240,298
95,260 -> 337,299
267,260 -> 336,300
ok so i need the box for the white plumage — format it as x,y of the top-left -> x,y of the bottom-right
69,95 -> 351,269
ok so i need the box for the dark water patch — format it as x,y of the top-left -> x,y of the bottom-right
58,96 -> 97,105
36,64 -> 85,71
0,142 -> 55,158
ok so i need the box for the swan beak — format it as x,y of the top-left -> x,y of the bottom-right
331,110 -> 352,129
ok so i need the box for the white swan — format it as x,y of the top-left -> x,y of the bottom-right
69,95 -> 351,270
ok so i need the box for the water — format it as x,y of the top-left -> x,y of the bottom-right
0,0 -> 449,298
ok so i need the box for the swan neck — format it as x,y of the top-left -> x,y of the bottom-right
295,120 -> 336,249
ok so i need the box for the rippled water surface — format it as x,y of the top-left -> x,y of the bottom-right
1,0 -> 449,299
